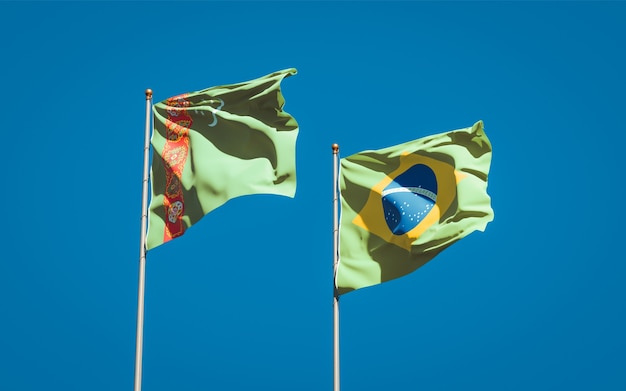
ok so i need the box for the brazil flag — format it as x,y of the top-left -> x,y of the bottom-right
337,121 -> 493,295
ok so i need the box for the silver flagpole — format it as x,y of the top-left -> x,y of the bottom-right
134,88 -> 153,391
332,143 -> 340,391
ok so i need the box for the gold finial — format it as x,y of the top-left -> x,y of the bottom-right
145,89 -> 153,99
332,143 -> 339,154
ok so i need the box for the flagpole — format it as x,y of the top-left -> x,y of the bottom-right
134,88 -> 152,391
332,143 -> 340,391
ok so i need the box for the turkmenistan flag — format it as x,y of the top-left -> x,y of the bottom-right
337,121 -> 493,294
146,69 -> 299,250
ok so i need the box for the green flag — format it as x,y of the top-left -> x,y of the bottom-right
337,121 -> 493,294
147,69 -> 299,250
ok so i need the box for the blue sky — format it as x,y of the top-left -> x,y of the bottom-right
1,1 -> 625,390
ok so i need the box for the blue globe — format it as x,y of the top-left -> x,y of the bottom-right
381,164 -> 438,235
